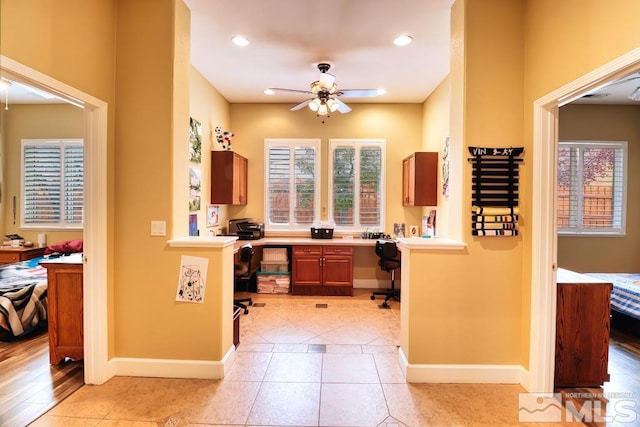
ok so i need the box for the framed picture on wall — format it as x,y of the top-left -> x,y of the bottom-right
189,117 -> 202,163
189,168 -> 201,212
207,205 -> 220,227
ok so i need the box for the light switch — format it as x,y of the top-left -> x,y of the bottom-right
151,220 -> 166,236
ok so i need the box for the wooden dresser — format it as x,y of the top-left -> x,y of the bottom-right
555,268 -> 613,387
40,254 -> 84,365
0,246 -> 46,265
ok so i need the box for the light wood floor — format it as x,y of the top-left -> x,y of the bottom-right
0,331 -> 84,427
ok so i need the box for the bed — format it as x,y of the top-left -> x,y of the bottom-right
583,272 -> 640,321
0,256 -> 49,340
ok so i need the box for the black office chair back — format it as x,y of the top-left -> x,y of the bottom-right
375,240 -> 397,259
235,244 -> 254,279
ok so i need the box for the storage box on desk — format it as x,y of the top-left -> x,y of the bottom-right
310,227 -> 334,239
256,271 -> 290,294
260,260 -> 289,272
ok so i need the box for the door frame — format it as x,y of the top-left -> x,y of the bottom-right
529,47 -> 640,393
1,56 -> 110,384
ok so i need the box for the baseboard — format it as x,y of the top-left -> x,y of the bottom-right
353,279 -> 401,289
109,345 -> 236,380
398,347 -> 527,385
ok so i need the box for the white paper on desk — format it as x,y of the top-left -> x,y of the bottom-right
176,255 -> 208,303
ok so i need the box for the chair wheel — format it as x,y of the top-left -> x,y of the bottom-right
382,302 -> 389,308
370,295 -> 375,300
248,301 -> 253,306
244,309 -> 249,315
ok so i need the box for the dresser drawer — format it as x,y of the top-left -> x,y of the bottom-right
323,246 -> 353,256
293,246 -> 322,256
0,253 -> 20,264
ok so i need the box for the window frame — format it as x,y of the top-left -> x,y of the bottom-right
557,140 -> 627,237
21,138 -> 84,230
328,139 -> 386,232
263,138 -> 321,232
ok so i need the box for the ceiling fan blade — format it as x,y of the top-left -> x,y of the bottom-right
270,87 -> 314,95
290,98 -> 313,111
335,98 -> 352,113
339,89 -> 380,98
319,72 -> 336,89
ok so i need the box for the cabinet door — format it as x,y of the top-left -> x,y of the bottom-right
323,246 -> 353,288
292,246 -> 322,287
233,153 -> 248,205
47,265 -> 84,364
211,151 -> 248,205
402,156 -> 414,206
555,283 -> 611,387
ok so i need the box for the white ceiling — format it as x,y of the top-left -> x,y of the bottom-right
3,1 -> 639,107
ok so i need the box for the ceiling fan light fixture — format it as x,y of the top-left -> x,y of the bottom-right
328,83 -> 338,94
317,102 -> 329,116
393,35 -> 413,47
327,98 -> 339,112
629,87 -> 640,102
309,98 -> 321,112
310,81 -> 322,93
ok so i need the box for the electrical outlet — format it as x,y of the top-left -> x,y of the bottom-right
151,221 -> 166,236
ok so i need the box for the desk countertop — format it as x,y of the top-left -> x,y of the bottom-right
168,235 -> 466,251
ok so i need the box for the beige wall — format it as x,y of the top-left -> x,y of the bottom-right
229,103 -> 425,234
521,0 -> 640,366
421,76 -> 450,237
1,104 -> 84,244
2,0 -> 640,375
189,67 -> 231,235
557,104 -> 640,272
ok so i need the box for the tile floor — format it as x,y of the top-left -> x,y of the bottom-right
31,290 -> 578,426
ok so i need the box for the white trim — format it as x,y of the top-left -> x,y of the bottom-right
109,345 -> 237,380
399,347 -> 527,384
1,55 -> 110,385
529,47 -> 640,393
167,235 -> 238,248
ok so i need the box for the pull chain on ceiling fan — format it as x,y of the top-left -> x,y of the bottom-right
268,63 -> 380,116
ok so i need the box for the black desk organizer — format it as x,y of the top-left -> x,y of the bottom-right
468,147 -> 524,236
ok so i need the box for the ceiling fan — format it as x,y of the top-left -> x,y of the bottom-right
268,63 -> 381,115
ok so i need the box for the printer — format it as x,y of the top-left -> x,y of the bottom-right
228,218 -> 264,240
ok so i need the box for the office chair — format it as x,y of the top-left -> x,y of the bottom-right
234,243 -> 254,314
370,240 -> 401,308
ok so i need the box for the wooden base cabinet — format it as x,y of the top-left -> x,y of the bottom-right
292,246 -> 353,296
555,274 -> 612,387
41,256 -> 84,365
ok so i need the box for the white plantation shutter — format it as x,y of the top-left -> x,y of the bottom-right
329,139 -> 385,230
265,139 -> 320,230
22,139 -> 84,228
557,141 -> 626,235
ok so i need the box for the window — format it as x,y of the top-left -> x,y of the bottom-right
557,141 -> 626,235
328,139 -> 385,231
264,139 -> 321,231
22,139 -> 84,229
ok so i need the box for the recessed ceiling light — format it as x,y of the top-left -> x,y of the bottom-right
231,35 -> 250,47
264,89 -> 275,95
393,35 -> 413,47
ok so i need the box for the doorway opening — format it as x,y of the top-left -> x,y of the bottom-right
529,47 -> 640,393
0,56 -> 110,385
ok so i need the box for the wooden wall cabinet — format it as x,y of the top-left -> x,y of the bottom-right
41,256 -> 84,365
555,271 -> 612,387
292,245 -> 353,296
211,151 -> 248,205
402,152 -> 438,206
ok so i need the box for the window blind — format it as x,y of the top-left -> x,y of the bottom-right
329,140 -> 385,230
22,139 -> 84,228
557,141 -> 626,235
265,139 -> 320,230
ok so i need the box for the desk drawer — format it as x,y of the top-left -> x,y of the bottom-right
323,246 -> 353,256
293,246 -> 322,256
